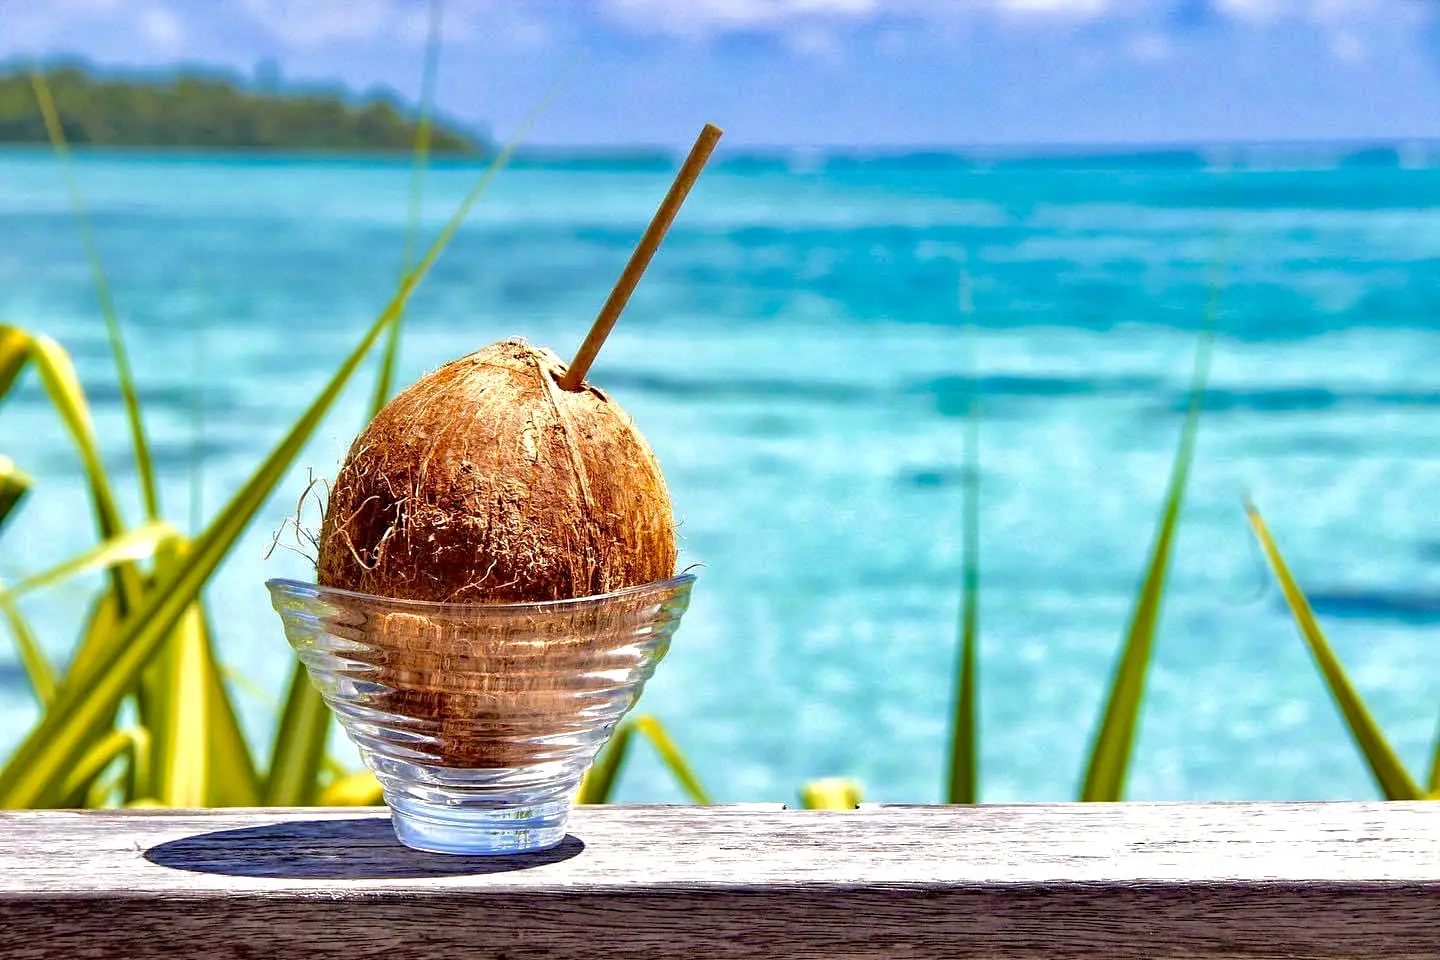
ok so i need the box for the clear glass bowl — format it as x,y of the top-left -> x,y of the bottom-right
266,574 -> 695,855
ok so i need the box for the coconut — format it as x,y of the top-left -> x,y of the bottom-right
313,338 -> 678,768
309,124 -> 722,771
317,337 -> 676,603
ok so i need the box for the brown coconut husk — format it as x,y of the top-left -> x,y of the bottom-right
314,338 -> 678,768
318,337 -> 676,603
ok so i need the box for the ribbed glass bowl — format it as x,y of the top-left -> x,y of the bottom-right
266,573 -> 695,855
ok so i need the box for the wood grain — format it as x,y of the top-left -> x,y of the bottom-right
2,802 -> 1438,959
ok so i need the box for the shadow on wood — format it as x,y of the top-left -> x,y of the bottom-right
145,817 -> 586,879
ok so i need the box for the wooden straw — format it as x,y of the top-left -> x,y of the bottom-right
560,122 -> 724,390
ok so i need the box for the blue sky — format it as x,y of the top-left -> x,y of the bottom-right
3,0 -> 1440,148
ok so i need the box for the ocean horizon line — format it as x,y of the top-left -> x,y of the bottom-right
2,137 -> 1438,171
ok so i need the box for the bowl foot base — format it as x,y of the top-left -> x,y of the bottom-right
386,792 -> 571,855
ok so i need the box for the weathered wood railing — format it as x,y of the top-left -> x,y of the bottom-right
2,802 -> 1436,958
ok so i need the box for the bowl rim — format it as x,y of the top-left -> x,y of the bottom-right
265,572 -> 697,614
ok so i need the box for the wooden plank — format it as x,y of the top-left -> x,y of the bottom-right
2,802 -> 1438,959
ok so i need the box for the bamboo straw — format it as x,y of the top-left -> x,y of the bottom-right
560,122 -> 723,391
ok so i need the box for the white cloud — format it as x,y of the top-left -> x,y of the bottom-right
1,0 -> 1433,60
995,0 -> 1110,14
1331,28 -> 1366,61
601,0 -> 877,36
600,0 -> 1120,34
238,0 -> 396,47
590,0 -> 1435,71
786,23 -> 845,60
0,0 -> 191,56
1126,30 -> 1172,61
139,5 -> 185,51
226,0 -> 546,50
1215,0 -> 1421,24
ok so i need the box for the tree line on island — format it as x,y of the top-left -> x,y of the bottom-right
0,64 -> 485,152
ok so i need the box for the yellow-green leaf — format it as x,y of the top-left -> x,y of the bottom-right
201,625 -> 262,807
0,327 -> 121,536
633,715 -> 711,804
145,604 -> 212,807
1429,714 -> 1440,797
141,591 -> 259,808
0,521 -> 175,603
263,661 -> 333,806
0,309 -> 385,805
0,463 -> 47,702
1,590 -> 54,705
0,326 -> 145,619
55,590 -> 126,807
578,719 -> 635,804
80,724 -> 150,808
60,727 -> 146,804
578,715 -> 710,805
0,455 -> 28,534
1245,500 -> 1423,801
801,777 -> 863,810
0,326 -> 27,397
1080,323 -> 1214,802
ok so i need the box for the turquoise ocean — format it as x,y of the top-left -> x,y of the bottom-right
3,145 -> 1440,803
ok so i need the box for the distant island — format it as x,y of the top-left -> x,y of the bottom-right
0,65 -> 486,153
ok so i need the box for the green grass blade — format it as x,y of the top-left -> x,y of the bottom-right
0,455 -> 29,534
1,590 -> 54,705
263,662 -> 333,806
80,725 -> 150,807
634,715 -> 711,804
52,589 -> 129,806
30,71 -> 160,521
12,515 -> 168,798
1,327 -> 125,538
371,0 -> 444,415
1245,500 -> 1423,800
0,311 -> 387,805
1,326 -> 145,619
946,274 -> 980,804
63,576 -> 122,691
201,621 -> 263,806
1422,713 -> 1434,794
0,91 -> 553,808
0,326 -> 27,397
149,602 -> 219,807
801,778 -> 863,810
577,720 -> 635,804
0,521 -> 175,603
1429,713 -> 1440,797
1079,326 -> 1213,802
142,575 -> 260,808
59,727 -> 145,803
0,302 -> 403,805
575,715 -> 708,805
